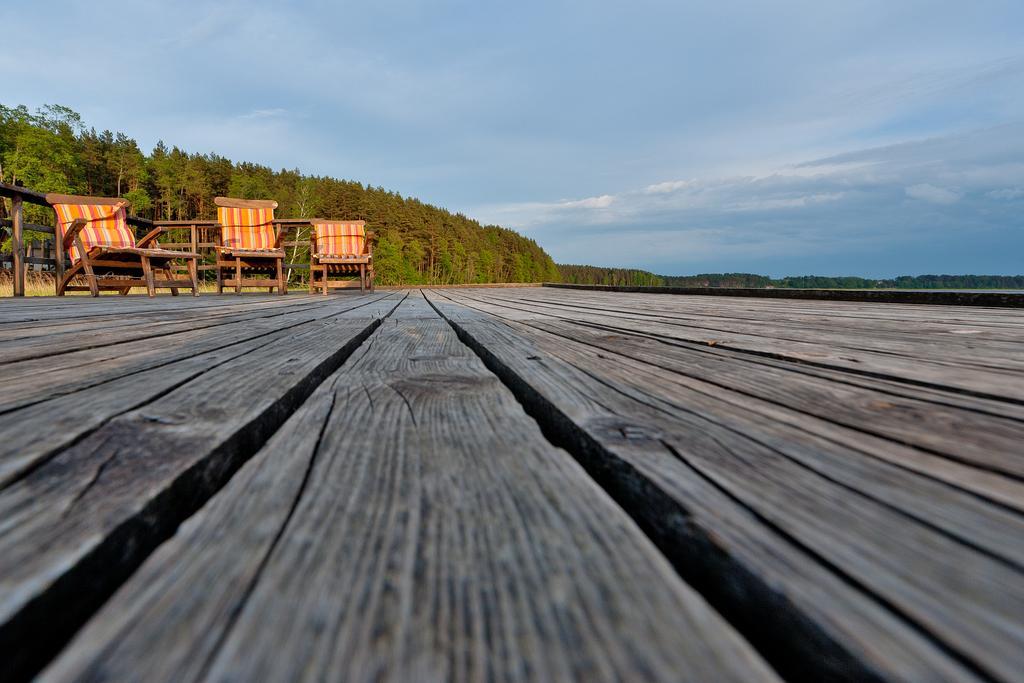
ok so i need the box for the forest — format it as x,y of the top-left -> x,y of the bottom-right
557,266 -> 1024,290
0,104 -> 561,286
556,264 -> 666,287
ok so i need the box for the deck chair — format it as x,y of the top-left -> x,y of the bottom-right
214,197 -> 287,294
308,220 -> 375,293
48,194 -> 200,297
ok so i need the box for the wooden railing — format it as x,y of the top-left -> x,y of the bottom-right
0,182 -> 52,296
1,182 -> 315,296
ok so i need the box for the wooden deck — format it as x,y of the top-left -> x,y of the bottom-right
0,288 -> 1021,682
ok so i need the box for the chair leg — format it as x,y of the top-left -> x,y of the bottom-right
188,258 -> 200,296
309,263 -> 315,294
359,265 -> 365,293
277,259 -> 286,295
120,288 -> 131,296
216,262 -> 223,294
235,258 -> 242,294
322,266 -> 328,295
80,256 -> 99,297
141,257 -> 156,297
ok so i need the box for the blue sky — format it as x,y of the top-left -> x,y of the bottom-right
5,0 -> 1023,276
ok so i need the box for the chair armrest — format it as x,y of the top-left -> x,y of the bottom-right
62,218 -> 88,251
271,220 -> 295,249
136,226 -> 164,248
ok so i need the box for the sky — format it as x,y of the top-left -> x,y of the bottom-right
4,0 -> 1023,277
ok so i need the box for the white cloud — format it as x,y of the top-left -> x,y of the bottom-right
987,187 -> 1024,200
905,183 -> 961,204
238,108 -> 290,120
644,180 -> 695,194
727,192 -> 846,211
561,194 -> 614,209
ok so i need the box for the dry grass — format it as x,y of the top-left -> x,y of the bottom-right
0,271 -> 61,297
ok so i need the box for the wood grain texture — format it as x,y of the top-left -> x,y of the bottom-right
42,292 -> 776,683
442,290 -> 1024,506
543,282 -> 1024,307
212,196 -> 278,209
0,295 -> 401,681
0,295 -> 395,487
426,288 -> 1024,682
0,295 -> 342,366
454,289 -> 1024,401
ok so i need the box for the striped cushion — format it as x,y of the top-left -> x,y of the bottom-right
52,202 -> 134,262
314,222 -> 365,258
218,206 -> 276,250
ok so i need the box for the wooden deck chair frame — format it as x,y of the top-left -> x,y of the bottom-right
47,194 -> 200,297
213,197 -> 287,295
308,220 -> 376,294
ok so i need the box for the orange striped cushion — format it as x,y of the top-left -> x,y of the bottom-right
314,222 -> 365,257
218,206 -> 276,250
52,202 -> 134,262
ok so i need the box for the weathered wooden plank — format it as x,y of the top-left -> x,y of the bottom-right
453,289 -> 1024,403
543,282 -> 1024,307
467,290 -> 1024,375
484,289 -> 1024,348
0,293 -> 303,325
0,295 -> 345,363
0,294 -> 326,335
0,296 -> 389,415
496,288 -> 1024,347
426,290 -> 1019,682
0,298 -> 292,348
441,292 -> 1024,501
41,292 -> 776,683
0,296 -> 402,681
494,290 -> 1024,419
0,294 -> 396,487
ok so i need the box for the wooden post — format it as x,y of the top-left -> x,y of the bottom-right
54,223 -> 65,295
11,196 -> 24,296
190,224 -> 198,285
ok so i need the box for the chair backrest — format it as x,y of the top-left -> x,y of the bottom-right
312,220 -> 366,257
215,197 -> 278,250
47,194 -> 134,263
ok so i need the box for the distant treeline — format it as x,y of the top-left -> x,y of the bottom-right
558,266 -> 1024,290
0,104 -> 560,285
557,264 -> 665,287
